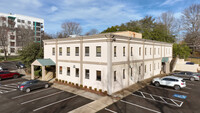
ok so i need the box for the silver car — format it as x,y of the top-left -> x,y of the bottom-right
172,71 -> 199,81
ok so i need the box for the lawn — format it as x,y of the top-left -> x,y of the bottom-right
0,56 -> 21,62
186,58 -> 200,65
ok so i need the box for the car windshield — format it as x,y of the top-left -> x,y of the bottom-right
21,81 -> 31,85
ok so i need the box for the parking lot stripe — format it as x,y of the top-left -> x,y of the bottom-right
33,95 -> 77,112
186,83 -> 194,86
21,91 -> 65,105
12,88 -> 53,99
150,94 -> 155,100
185,87 -> 192,89
3,85 -> 17,88
141,92 -> 146,98
159,97 -> 167,103
120,100 -> 161,113
148,85 -> 189,94
0,86 -> 16,90
104,108 -> 117,113
170,99 -> 180,107
131,93 -> 183,107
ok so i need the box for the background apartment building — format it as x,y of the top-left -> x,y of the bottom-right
0,13 -> 44,56
43,31 -> 173,95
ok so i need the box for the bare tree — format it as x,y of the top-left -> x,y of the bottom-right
85,28 -> 99,36
182,4 -> 200,53
157,11 -> 178,35
16,25 -> 34,47
61,21 -> 82,37
0,16 -> 15,60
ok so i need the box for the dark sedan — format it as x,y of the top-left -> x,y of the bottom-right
18,80 -> 52,93
172,71 -> 199,81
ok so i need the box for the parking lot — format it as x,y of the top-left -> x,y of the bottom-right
98,79 -> 200,113
0,61 -> 18,70
0,78 -> 93,113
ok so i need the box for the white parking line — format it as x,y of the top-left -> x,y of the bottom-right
120,100 -> 161,113
12,88 -> 53,99
148,85 -> 189,94
186,83 -> 194,86
0,86 -> 16,90
104,108 -> 117,113
185,87 -> 192,89
33,95 -> 77,112
21,91 -> 65,105
159,97 -> 167,103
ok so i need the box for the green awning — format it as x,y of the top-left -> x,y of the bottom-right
162,57 -> 169,62
37,59 -> 56,66
8,16 -> 16,20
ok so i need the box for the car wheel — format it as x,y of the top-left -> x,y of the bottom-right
154,82 -> 160,87
190,77 -> 195,81
0,77 -> 1,81
45,84 -> 49,88
13,75 -> 18,79
25,88 -> 31,93
174,85 -> 180,90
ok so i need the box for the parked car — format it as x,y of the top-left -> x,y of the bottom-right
152,76 -> 186,90
0,71 -> 20,80
186,62 -> 194,65
172,71 -> 199,81
0,66 -> 8,71
18,80 -> 52,93
16,62 -> 25,69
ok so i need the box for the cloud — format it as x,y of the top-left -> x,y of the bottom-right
160,0 -> 183,6
51,6 -> 58,13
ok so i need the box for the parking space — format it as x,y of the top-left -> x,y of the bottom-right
0,79 -> 93,113
97,80 -> 200,113
0,61 -> 18,70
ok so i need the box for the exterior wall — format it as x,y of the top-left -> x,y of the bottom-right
43,34 -> 173,94
44,44 -> 56,62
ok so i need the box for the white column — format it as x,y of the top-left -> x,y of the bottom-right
31,64 -> 34,80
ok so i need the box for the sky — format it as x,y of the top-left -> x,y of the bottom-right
0,0 -> 199,35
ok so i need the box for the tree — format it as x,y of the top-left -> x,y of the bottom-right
61,21 -> 82,37
16,25 -> 34,47
18,43 -> 43,67
85,28 -> 99,35
0,16 -> 15,60
173,43 -> 191,59
182,4 -> 200,53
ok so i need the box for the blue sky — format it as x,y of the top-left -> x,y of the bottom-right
0,0 -> 199,35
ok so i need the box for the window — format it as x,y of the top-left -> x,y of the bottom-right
21,20 -> 25,23
131,47 -> 133,56
131,68 -> 132,77
67,47 -> 70,56
150,48 -> 151,55
10,35 -> 15,40
85,69 -> 89,79
123,69 -> 125,79
150,64 -> 151,71
67,67 -> 70,76
139,66 -> 141,75
145,65 -> 146,73
59,47 -> 62,56
96,46 -> 101,57
75,47 -> 79,56
139,47 -> 141,56
11,48 -> 15,53
75,68 -> 79,77
154,63 -> 156,70
52,48 -> 55,55
114,46 -> 117,57
28,21 -> 31,24
10,42 -> 15,46
154,48 -> 156,55
145,48 -> 147,55
158,63 -> 159,69
123,47 -> 125,56
17,19 -> 20,22
158,48 -> 160,55
59,66 -> 62,74
96,71 -> 101,81
85,47 -> 89,56
114,71 -> 117,81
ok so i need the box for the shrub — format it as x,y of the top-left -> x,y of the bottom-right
94,88 -> 97,91
61,80 -> 64,83
58,79 -> 61,82
84,86 -> 87,88
99,89 -> 102,92
55,78 -> 58,81
65,81 -> 68,84
76,83 -> 78,86
89,86 -> 92,90
69,82 -> 71,84
104,91 -> 107,94
72,83 -> 74,85
80,84 -> 83,88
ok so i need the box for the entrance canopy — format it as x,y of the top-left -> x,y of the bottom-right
162,57 -> 169,63
31,59 -> 55,80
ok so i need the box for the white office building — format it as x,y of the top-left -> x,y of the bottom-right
41,31 -> 173,95
0,13 -> 44,56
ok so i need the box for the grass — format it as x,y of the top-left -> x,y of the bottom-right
0,56 -> 20,62
186,58 -> 200,65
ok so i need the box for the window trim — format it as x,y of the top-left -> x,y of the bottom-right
75,47 -> 79,56
96,46 -> 101,57
85,69 -> 90,79
85,47 -> 89,56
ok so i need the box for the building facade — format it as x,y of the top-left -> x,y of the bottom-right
43,31 -> 173,95
0,13 -> 44,56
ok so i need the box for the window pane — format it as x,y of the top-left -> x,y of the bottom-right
123,69 -> 125,79
85,69 -> 89,79
75,47 -> 79,56
123,47 -> 125,56
59,66 -> 62,74
114,71 -> 116,81
96,71 -> 101,81
67,67 -> 70,76
59,47 -> 62,56
76,68 -> 79,77
67,47 -> 70,56
85,47 -> 89,56
96,46 -> 101,57
52,48 -> 55,55
114,46 -> 116,57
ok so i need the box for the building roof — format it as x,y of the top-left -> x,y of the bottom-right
32,59 -> 55,66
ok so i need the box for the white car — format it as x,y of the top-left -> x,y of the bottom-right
152,76 -> 186,90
